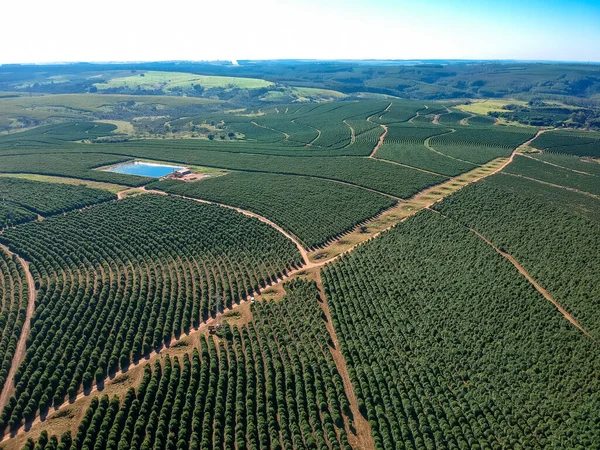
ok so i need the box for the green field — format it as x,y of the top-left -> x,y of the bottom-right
149,172 -> 396,248
1,65 -> 600,450
94,71 -> 273,92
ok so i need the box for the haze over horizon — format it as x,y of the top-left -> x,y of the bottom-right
1,0 -> 599,64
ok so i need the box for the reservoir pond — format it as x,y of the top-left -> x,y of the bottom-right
106,161 -> 184,178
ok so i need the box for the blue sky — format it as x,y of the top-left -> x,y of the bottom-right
1,0 -> 599,63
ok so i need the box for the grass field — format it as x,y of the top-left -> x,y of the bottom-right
94,71 -> 273,91
0,93 -> 221,132
456,98 -> 528,116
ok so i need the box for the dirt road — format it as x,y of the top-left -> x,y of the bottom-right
0,245 -> 37,411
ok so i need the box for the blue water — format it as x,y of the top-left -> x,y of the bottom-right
107,161 -> 185,178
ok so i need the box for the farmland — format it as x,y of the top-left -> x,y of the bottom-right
322,210 -> 600,449
0,249 -> 29,398
20,280 -> 351,450
0,195 -> 301,429
0,62 -> 598,450
149,172 -> 396,249
0,177 -> 116,218
433,174 -> 600,338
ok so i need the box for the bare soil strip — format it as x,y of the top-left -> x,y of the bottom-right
376,103 -> 392,121
459,113 -> 475,126
314,271 -> 376,450
306,127 -> 322,147
250,120 -> 289,140
368,124 -> 388,157
429,210 -> 593,338
343,119 -> 356,145
0,245 -> 37,411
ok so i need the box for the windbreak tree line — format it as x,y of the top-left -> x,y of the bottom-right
21,280 -> 351,450
0,195 -> 301,432
0,250 -> 29,395
322,210 -> 600,450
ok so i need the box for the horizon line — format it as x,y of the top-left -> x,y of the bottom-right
2,58 -> 600,67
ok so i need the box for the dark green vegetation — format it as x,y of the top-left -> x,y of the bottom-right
466,115 -> 496,126
322,210 -> 600,450
150,172 -> 396,248
0,177 -> 116,218
0,152 -> 151,187
22,280 -> 351,450
0,250 -> 28,396
0,100 -> 448,198
376,124 -> 534,175
530,130 -> 600,157
0,122 -> 116,147
425,127 -> 534,165
4,61 -> 600,101
434,174 -> 600,338
0,63 -> 599,449
377,126 -> 475,176
489,100 -> 600,129
0,195 -> 301,430
0,205 -> 35,229
529,151 -> 600,176
506,155 -> 600,195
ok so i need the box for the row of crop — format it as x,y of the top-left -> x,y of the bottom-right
105,142 -> 448,199
0,250 -> 28,396
377,141 -> 477,176
438,111 -> 470,125
506,154 -> 600,195
0,122 -> 117,148
322,209 -> 600,449
0,195 -> 301,430
529,152 -> 600,177
0,205 -> 36,229
434,173 -> 600,337
372,101 -> 425,124
0,177 -> 116,216
430,127 -> 535,150
22,280 -> 351,450
149,172 -> 396,249
0,152 -> 151,187
384,125 -> 451,146
426,143 -> 512,165
530,130 -> 600,157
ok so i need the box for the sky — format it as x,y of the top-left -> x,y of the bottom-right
1,0 -> 599,64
